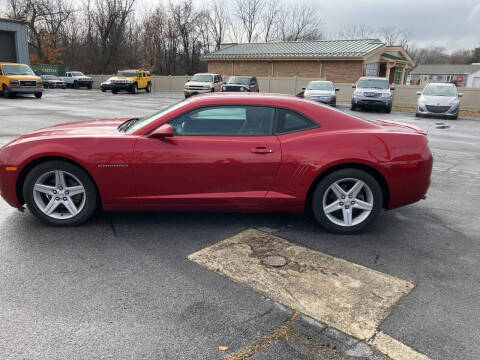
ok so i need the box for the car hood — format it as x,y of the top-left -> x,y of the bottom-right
421,95 -> 456,106
185,81 -> 212,87
15,118 -> 129,142
304,90 -> 334,96
7,75 -> 41,81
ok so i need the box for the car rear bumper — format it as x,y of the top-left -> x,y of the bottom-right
7,86 -> 43,93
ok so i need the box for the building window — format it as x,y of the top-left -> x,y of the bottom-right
364,63 -> 378,77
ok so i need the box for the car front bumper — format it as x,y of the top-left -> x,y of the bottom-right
306,96 -> 336,105
417,103 -> 459,117
353,96 -> 391,108
184,88 -> 212,95
111,83 -> 134,91
7,86 -> 43,94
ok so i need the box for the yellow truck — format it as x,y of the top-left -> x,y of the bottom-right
110,69 -> 152,94
0,62 -> 44,98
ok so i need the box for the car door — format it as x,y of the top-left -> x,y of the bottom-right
132,105 -> 281,210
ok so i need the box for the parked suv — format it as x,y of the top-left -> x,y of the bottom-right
184,73 -> 223,98
351,77 -> 393,113
303,80 -> 338,107
111,70 -> 152,94
61,71 -> 93,89
416,82 -> 462,120
0,62 -> 43,98
222,76 -> 259,92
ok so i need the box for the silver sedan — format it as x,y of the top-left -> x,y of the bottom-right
416,83 -> 463,120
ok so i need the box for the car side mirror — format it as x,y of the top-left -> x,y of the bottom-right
149,124 -> 173,138
352,85 -> 356,88
390,87 -> 395,91
458,93 -> 464,97
416,91 -> 422,95
335,88 -> 339,92
302,87 -> 306,91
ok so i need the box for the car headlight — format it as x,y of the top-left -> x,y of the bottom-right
240,86 -> 248,92
418,97 -> 426,104
354,91 -> 363,97
203,86 -> 210,90
126,79 -> 133,83
451,99 -> 460,106
222,86 -> 226,91
381,92 -> 391,98
9,80 -> 19,84
184,85 -> 189,90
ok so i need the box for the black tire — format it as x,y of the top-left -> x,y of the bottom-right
62,85 -> 66,89
74,81 -> 79,89
385,105 -> 392,113
351,103 -> 356,111
49,83 -> 54,89
184,94 -> 189,99
146,82 -> 152,93
34,92 -> 42,98
451,113 -> 459,120
87,84 -> 92,89
23,160 -> 98,226
2,84 -> 14,98
112,88 -> 118,94
130,83 -> 138,94
415,112 -> 421,118
312,168 -> 383,234
101,88 -> 106,92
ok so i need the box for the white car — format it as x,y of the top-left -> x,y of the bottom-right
184,73 -> 223,98
303,81 -> 338,107
416,83 -> 463,120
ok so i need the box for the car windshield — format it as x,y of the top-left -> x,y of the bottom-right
126,101 -> 186,134
307,82 -> 334,91
117,72 -> 137,77
191,74 -> 213,82
423,84 -> 457,96
71,72 -> 84,76
227,76 -> 251,85
357,79 -> 389,90
2,64 -> 35,76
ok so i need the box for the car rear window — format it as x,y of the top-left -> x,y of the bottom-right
275,109 -> 318,134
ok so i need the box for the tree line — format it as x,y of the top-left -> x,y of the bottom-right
3,0 -> 479,75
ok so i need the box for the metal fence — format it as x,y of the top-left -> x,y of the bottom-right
88,75 -> 480,112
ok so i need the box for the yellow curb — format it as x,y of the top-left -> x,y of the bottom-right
369,331 -> 433,360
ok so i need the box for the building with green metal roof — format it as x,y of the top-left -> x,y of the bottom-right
201,39 -> 414,84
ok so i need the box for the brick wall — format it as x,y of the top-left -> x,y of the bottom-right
207,59 -> 364,83
321,60 -> 364,83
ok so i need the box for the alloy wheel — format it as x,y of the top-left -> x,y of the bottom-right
32,170 -> 86,220
322,178 -> 374,227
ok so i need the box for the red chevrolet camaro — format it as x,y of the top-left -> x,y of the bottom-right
0,93 -> 432,234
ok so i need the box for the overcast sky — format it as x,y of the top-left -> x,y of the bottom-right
313,0 -> 480,51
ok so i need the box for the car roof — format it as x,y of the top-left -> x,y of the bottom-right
193,73 -> 218,76
118,69 -> 146,72
358,77 -> 389,81
308,80 -> 333,83
187,92 -> 318,107
426,82 -> 455,86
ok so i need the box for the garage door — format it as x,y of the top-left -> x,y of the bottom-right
473,77 -> 480,88
0,31 -> 17,62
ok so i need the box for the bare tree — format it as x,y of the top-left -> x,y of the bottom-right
378,26 -> 413,49
276,3 -> 324,41
233,0 -> 263,43
261,0 -> 280,42
206,0 -> 230,50
335,24 -> 375,40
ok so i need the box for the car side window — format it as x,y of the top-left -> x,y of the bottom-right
170,106 -> 275,136
275,109 -> 318,134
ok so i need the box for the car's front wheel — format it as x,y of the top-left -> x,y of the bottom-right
312,169 -> 382,234
23,161 -> 98,226
146,82 -> 152,93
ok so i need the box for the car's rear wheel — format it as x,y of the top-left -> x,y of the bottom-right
146,82 -> 152,93
130,83 -> 138,94
34,92 -> 42,98
23,161 -> 98,226
312,169 -> 382,234
74,81 -> 79,89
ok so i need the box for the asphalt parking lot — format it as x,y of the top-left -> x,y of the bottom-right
1,89 -> 479,360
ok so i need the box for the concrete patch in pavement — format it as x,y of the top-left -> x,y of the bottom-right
188,229 -> 413,340
369,332 -> 432,360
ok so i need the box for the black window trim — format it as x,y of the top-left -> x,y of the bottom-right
167,104 -> 277,137
273,107 -> 320,135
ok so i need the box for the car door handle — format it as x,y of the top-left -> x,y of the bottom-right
251,147 -> 273,154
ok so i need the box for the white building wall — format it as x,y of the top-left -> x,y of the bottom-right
466,70 -> 480,88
